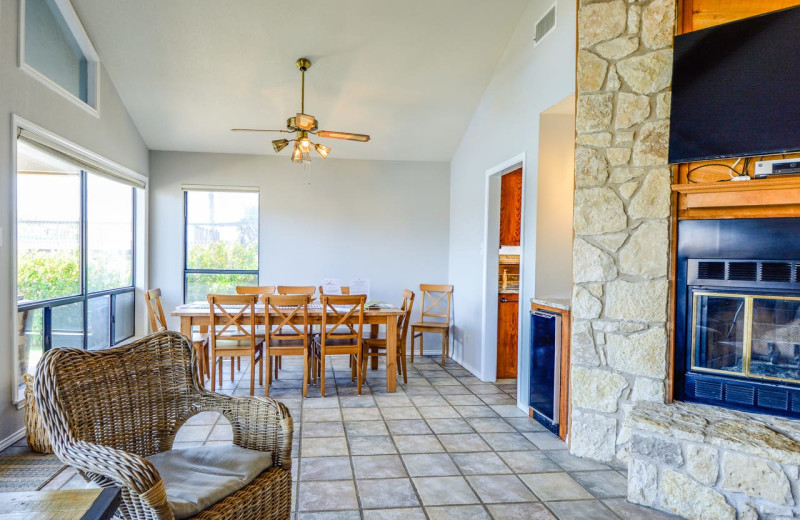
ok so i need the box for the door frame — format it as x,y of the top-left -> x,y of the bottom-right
480,152 -> 527,400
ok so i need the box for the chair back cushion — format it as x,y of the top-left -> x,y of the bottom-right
147,444 -> 273,519
35,331 -> 199,458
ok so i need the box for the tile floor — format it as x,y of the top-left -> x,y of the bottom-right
33,354 -> 681,519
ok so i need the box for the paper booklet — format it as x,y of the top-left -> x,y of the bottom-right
321,278 -> 342,295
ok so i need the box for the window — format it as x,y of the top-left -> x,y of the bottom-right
184,189 -> 259,302
16,139 -> 136,389
21,0 -> 99,110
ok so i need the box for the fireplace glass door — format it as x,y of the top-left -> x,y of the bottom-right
692,291 -> 800,383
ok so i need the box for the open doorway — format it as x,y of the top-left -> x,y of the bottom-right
480,153 -> 526,393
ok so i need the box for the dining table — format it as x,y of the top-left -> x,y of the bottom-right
171,302 -> 406,393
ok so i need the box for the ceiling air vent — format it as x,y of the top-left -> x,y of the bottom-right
728,262 -> 757,281
697,261 -> 725,280
760,262 -> 792,282
534,3 -> 557,46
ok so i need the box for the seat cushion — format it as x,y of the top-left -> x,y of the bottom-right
147,444 -> 272,519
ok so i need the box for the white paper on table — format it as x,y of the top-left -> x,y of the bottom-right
321,278 -> 342,295
349,278 -> 370,299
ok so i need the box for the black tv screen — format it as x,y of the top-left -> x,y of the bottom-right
668,7 -> 800,164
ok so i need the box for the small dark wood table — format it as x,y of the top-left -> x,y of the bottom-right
0,487 -> 120,520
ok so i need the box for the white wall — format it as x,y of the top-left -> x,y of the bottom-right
149,151 -> 450,328
447,0 -> 576,397
535,97 -> 575,299
0,1 -> 148,445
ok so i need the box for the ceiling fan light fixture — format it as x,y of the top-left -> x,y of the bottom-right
291,141 -> 304,163
272,139 -> 289,153
315,143 -> 331,159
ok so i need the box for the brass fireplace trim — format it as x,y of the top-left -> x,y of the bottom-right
690,290 -> 800,384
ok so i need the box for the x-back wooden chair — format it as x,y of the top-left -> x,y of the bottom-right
410,284 -> 454,366
236,285 -> 276,297
362,289 -> 415,384
312,294 -> 366,396
208,294 -> 264,396
145,288 -> 210,386
262,294 -> 311,397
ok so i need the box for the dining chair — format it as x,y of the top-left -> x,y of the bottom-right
312,294 -> 366,396
318,286 -> 351,295
410,284 -> 454,367
145,288 -> 210,386
235,286 -> 276,370
361,289 -> 415,384
207,294 -> 264,396
263,294 -> 311,397
236,285 -> 277,297
277,285 -> 316,296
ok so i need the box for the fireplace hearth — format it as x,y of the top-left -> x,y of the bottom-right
676,219 -> 800,418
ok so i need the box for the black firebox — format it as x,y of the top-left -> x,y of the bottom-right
676,218 -> 800,418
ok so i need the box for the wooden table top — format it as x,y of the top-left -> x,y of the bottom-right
0,488 -> 120,520
171,302 -> 404,317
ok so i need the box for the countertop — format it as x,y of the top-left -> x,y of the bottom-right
499,288 -> 519,295
530,297 -> 570,311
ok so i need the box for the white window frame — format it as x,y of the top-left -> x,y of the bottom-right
10,115 -> 149,406
18,0 -> 101,116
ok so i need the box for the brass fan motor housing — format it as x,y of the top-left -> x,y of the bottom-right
286,114 -> 318,132
296,58 -> 311,71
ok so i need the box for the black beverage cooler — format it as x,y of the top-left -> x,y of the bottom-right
529,310 -> 561,435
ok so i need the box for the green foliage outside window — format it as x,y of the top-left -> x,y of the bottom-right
17,250 -> 80,302
185,242 -> 258,302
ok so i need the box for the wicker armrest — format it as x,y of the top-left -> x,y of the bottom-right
197,393 -> 293,468
59,439 -> 170,513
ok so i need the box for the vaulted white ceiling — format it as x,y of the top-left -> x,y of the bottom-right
71,0 -> 529,161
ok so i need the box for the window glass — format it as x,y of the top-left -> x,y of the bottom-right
17,143 -> 81,303
17,309 -> 43,378
87,173 -> 134,292
51,301 -> 85,349
186,191 -> 258,270
24,0 -> 89,102
113,292 -> 135,343
184,190 -> 259,302
87,295 -> 110,350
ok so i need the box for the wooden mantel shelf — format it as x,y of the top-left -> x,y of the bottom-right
672,177 -> 800,220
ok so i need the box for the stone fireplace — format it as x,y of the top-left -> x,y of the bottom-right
572,0 -> 800,518
677,218 -> 800,419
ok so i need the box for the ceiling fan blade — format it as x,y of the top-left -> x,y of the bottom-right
230,128 -> 293,133
316,131 -> 370,142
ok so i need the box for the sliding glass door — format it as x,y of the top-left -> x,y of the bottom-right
16,140 -> 136,387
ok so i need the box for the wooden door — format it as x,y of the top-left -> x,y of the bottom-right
499,169 -> 522,246
497,295 -> 519,379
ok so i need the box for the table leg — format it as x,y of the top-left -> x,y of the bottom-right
385,316 -> 397,393
370,324 -> 379,370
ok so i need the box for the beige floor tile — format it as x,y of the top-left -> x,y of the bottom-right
520,472 -> 594,501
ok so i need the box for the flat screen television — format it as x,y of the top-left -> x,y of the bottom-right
668,6 -> 800,164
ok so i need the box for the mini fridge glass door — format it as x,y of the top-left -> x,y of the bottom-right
529,311 -> 561,423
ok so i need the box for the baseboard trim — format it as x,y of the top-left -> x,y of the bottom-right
0,428 -> 25,451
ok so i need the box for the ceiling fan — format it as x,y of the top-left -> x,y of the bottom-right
231,58 -> 370,163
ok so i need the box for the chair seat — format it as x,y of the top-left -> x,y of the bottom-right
268,339 -> 307,349
215,338 -> 265,348
147,444 -> 272,520
410,322 -> 449,331
313,337 -> 359,348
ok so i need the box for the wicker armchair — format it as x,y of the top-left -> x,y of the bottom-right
34,331 -> 293,520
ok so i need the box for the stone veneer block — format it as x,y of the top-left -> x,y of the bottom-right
573,187 -> 627,235
575,146 -> 610,187
578,0 -> 627,49
571,409 -> 617,462
618,221 -> 669,278
631,434 -> 683,467
628,457 -> 657,506
573,238 -> 617,282
632,120 -> 670,166
572,286 -> 602,320
605,281 -> 668,323
616,49 -> 673,95
659,469 -> 735,520
596,35 -> 640,60
571,366 -> 628,413
571,320 -> 601,367
686,444 -> 718,486
577,51 -> 609,93
721,452 -> 791,504
606,328 -> 667,379
642,0 -> 676,50
628,167 -> 671,219
577,93 -> 614,133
